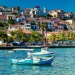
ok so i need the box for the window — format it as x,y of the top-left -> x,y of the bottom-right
50,22 -> 52,25
50,26 -> 52,28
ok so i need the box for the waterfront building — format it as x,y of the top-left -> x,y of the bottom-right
8,24 -> 25,31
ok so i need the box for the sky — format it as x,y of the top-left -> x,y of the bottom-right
0,0 -> 75,12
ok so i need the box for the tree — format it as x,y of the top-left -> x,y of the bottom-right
13,6 -> 20,13
29,31 -> 43,42
36,22 -> 41,30
7,36 -> 13,43
72,15 -> 75,25
42,22 -> 48,37
8,20 -> 15,25
10,31 -> 15,36
68,32 -> 74,40
0,22 -> 8,27
0,31 -> 8,42
40,23 -> 45,36
49,33 -> 56,42
44,14 -> 53,19
59,32 -> 65,41
10,29 -> 28,42
12,12 -> 18,15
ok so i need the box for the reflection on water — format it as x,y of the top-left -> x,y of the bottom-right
10,64 -> 53,75
0,48 -> 75,75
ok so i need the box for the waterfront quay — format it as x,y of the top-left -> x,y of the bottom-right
0,45 -> 75,50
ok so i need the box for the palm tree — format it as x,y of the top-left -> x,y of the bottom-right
43,22 -> 48,37
0,31 -> 8,42
40,22 -> 48,37
68,32 -> 74,40
36,22 -> 41,30
40,23 -> 45,36
44,14 -> 53,19
7,36 -> 13,43
0,31 -> 4,40
59,32 -> 65,41
49,33 -> 56,42
72,15 -> 75,25
55,35 -> 60,41
13,6 -> 20,13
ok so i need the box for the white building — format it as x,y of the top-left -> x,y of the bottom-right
6,15 -> 16,20
30,7 -> 47,18
8,24 -> 25,31
24,23 -> 31,30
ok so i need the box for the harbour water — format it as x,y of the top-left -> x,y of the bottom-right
0,48 -> 75,75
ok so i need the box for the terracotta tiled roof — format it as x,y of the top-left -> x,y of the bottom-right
0,15 -> 6,20
22,30 -> 31,34
37,17 -> 44,20
64,12 -> 72,15
53,23 -> 58,26
46,31 -> 69,35
58,20 -> 66,24
6,30 -> 31,34
39,20 -> 51,22
63,31 -> 69,35
47,31 -> 60,35
6,30 -> 10,34
26,18 -> 35,21
9,24 -> 23,27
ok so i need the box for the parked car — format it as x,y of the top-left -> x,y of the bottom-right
6,43 -> 12,46
12,41 -> 20,46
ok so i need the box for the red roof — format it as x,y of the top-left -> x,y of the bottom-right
35,6 -> 40,8
9,25 -> 21,27
6,30 -> 31,34
37,17 -> 44,20
22,30 -> 31,34
47,31 -> 69,35
39,20 -> 51,22
0,15 -> 6,20
26,18 -> 35,21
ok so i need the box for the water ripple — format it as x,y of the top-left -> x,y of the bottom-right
0,48 -> 75,75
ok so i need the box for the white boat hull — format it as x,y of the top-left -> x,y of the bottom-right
9,56 -> 54,65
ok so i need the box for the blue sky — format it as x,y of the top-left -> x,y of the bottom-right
0,0 -> 75,12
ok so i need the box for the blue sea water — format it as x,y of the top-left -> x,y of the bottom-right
0,48 -> 75,75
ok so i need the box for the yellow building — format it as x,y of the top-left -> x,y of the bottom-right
50,11 -> 58,18
0,12 -> 3,15
65,19 -> 73,25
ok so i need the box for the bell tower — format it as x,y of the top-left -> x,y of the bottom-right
43,7 -> 47,13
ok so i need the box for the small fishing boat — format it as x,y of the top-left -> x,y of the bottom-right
8,50 -> 14,53
9,56 -> 54,65
27,45 -> 42,48
28,47 -> 55,57
12,48 -> 34,51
